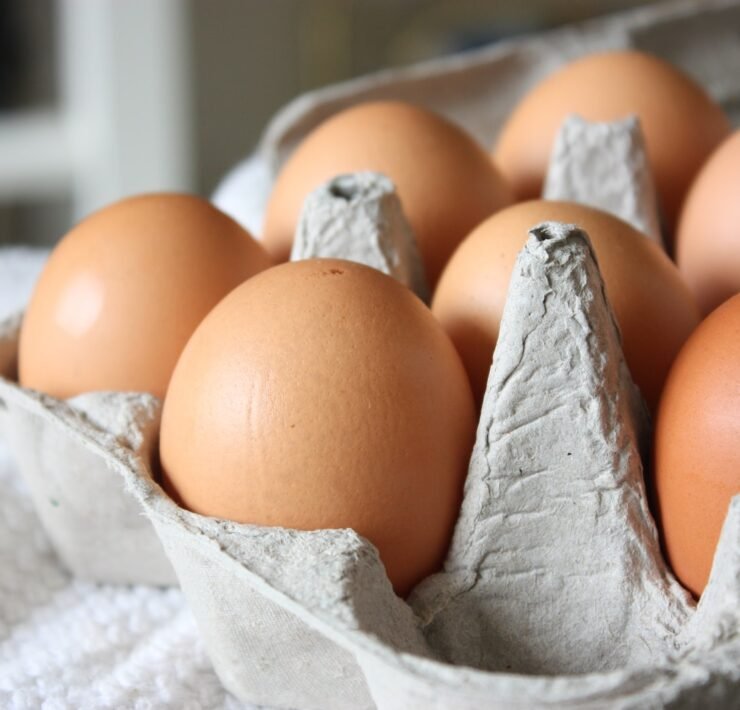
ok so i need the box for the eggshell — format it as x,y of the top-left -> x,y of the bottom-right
653,294 -> 740,597
159,258 -> 477,597
262,101 -> 513,286
493,50 -> 731,239
19,193 -> 272,399
676,130 -> 740,315
432,200 -> 700,412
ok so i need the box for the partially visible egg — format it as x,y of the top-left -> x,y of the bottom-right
432,201 -> 700,412
159,258 -> 477,597
19,193 -> 272,399
676,130 -> 740,315
262,100 -> 513,286
493,50 -> 731,239
653,294 -> 740,597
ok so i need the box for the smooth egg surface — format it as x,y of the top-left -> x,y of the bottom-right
653,294 -> 740,597
676,130 -> 740,315
160,258 -> 477,597
19,193 -> 272,399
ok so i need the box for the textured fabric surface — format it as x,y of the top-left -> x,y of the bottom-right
0,248 -> 253,710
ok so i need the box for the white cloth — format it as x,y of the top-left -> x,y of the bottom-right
0,248 -> 252,710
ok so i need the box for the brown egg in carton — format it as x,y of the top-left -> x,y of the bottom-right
2,105 -> 739,709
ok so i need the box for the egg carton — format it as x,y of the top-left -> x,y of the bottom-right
3,122 -> 739,710
136,134 -> 739,708
0,112 -> 677,591
0,0 -> 737,705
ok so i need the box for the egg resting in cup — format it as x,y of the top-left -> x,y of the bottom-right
159,258 -> 477,597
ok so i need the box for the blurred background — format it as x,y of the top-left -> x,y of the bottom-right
0,0 -> 670,247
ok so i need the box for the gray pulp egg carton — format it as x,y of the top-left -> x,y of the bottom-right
21,166 -> 740,710
0,116 -> 738,709
0,315 -> 176,586
0,0 -> 738,704
131,157 -> 737,708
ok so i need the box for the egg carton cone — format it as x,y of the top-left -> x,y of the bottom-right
1,161 -> 738,704
0,315 -> 176,586
291,171 -> 430,302
102,216 -> 740,709
543,114 -> 663,244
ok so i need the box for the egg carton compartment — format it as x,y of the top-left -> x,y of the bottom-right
0,315 -> 176,586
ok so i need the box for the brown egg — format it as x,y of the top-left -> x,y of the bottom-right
432,201 -> 700,413
653,294 -> 740,597
262,100 -> 513,286
19,193 -> 272,399
676,130 -> 740,315
493,50 -> 731,240
160,258 -> 476,596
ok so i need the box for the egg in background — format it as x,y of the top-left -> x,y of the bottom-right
493,50 -> 731,243
160,258 -> 477,597
19,193 -> 272,399
432,201 -> 700,413
653,294 -> 740,597
676,130 -> 740,315
262,100 -> 513,286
